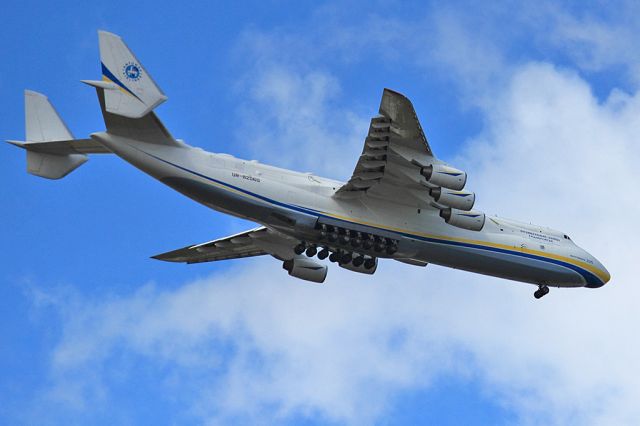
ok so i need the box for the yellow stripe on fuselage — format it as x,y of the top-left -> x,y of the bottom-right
166,157 -> 608,284
318,210 -> 608,283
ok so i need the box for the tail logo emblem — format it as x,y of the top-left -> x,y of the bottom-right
123,62 -> 142,81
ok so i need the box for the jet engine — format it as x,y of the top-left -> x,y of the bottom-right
430,187 -> 475,211
283,258 -> 328,283
339,257 -> 378,275
440,208 -> 485,231
420,164 -> 467,190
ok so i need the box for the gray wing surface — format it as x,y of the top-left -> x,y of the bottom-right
7,138 -> 111,154
152,226 -> 297,264
335,89 -> 436,206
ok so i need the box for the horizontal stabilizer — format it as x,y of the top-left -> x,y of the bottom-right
98,30 -> 167,118
8,138 -> 110,154
25,151 -> 88,179
8,90 -> 109,179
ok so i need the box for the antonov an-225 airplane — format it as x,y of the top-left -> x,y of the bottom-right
9,31 -> 610,299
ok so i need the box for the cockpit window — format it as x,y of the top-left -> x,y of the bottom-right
563,234 -> 571,240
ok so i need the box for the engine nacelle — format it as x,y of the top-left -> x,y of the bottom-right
339,258 -> 378,275
440,208 -> 485,231
420,164 -> 467,190
430,187 -> 475,211
283,258 -> 327,283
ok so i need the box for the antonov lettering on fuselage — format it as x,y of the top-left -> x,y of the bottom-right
8,31 -> 611,299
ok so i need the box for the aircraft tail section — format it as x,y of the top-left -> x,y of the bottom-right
82,31 -> 181,147
24,89 -> 73,142
97,30 -> 167,119
7,91 -> 109,180
9,32 -> 182,181
92,86 -> 179,146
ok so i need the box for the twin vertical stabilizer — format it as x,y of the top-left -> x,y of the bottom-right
97,30 -> 167,118
8,30 -> 173,179
7,91 -> 88,179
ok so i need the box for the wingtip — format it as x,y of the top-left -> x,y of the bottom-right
80,79 -> 119,90
24,89 -> 47,98
150,253 -> 174,261
6,140 -> 26,148
150,254 -> 182,263
383,88 -> 408,98
98,29 -> 121,39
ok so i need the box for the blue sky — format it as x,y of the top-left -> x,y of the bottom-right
2,1 -> 639,425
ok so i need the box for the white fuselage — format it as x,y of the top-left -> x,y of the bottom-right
94,133 -> 610,289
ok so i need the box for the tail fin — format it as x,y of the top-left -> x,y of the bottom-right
97,30 -> 167,118
83,31 -> 180,147
25,89 -> 73,142
7,91 -> 107,179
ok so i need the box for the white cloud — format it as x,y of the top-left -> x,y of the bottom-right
25,4 -> 640,425
234,65 -> 367,180
451,62 -> 640,425
36,61 -> 640,425
520,2 -> 640,86
44,263 -> 462,424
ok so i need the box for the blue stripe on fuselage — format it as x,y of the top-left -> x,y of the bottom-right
139,148 -> 605,288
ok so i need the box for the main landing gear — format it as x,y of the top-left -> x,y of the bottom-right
534,284 -> 550,299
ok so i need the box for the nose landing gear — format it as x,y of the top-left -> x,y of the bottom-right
534,284 -> 550,299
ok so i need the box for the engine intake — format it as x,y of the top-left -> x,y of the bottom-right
431,187 -> 475,211
283,258 -> 327,283
421,164 -> 467,190
440,208 -> 485,231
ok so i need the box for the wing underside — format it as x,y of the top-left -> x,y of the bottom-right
335,88 -> 437,206
152,226 -> 297,264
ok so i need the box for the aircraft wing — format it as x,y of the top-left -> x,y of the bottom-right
335,89 -> 436,206
152,226 -> 297,264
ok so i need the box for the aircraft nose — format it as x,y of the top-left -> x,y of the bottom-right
600,263 -> 611,285
586,257 -> 610,288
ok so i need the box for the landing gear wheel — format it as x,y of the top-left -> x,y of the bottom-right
534,285 -> 550,299
364,258 -> 376,270
340,252 -> 353,264
317,248 -> 329,260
